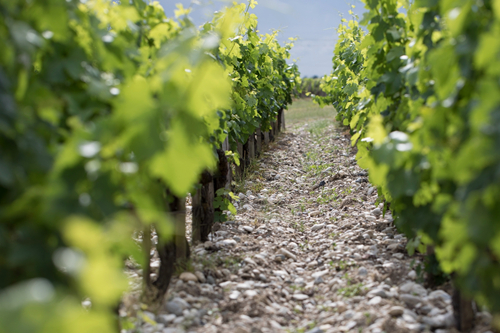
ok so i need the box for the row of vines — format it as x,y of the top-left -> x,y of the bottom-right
318,0 -> 500,327
0,0 -> 299,332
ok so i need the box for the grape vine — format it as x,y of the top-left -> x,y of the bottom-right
0,0 -> 299,332
319,0 -> 500,320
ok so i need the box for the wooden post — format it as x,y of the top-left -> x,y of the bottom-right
256,128 -> 262,155
142,224 -> 152,292
191,181 -> 214,243
247,133 -> 255,163
264,131 -> 270,145
243,139 -> 250,168
173,197 -> 187,262
269,122 -> 276,142
213,148 -> 229,224
192,188 -> 202,243
149,194 -> 189,306
281,109 -> 286,131
277,109 -> 282,133
453,289 -> 475,332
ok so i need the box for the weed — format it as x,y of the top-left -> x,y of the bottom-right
198,255 -> 217,271
329,260 -> 347,271
338,282 -> 364,297
217,255 -> 242,273
290,285 -> 305,292
291,220 -> 305,233
317,192 -> 338,204
364,312 -> 373,325
175,259 -> 195,276
338,273 -> 365,297
410,259 -> 425,284
308,119 -> 330,137
249,181 -> 264,193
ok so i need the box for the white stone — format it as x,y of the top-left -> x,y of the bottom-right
244,257 -> 257,266
194,271 -> 206,283
292,294 -> 309,301
312,269 -> 329,279
242,204 -> 253,211
157,314 -> 176,324
311,223 -> 325,231
236,282 -> 252,289
358,267 -> 368,277
368,296 -> 382,305
392,253 -> 404,259
217,239 -> 237,247
242,226 -> 254,233
179,272 -> 198,282
273,270 -> 289,277
422,312 -> 455,328
368,289 -> 388,298
229,290 -> 241,300
388,306 -> 404,317
278,248 -> 297,260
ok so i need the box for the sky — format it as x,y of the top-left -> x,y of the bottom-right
158,0 -> 367,78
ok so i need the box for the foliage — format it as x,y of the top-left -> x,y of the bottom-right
319,0 -> 500,316
315,10 -> 365,125
0,0 -> 299,332
296,77 -> 325,98
204,4 -> 300,148
213,188 -> 238,222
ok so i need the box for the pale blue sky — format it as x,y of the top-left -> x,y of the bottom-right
158,0 -> 365,77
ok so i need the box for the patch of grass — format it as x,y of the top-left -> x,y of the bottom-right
316,188 -> 338,204
338,283 -> 364,297
338,273 -> 365,297
341,187 -> 353,196
232,157 -> 264,194
329,259 -> 347,271
249,181 -> 264,194
304,162 -> 335,177
308,119 -> 331,137
364,312 -> 374,325
291,220 -> 305,233
174,259 -> 196,276
286,329 -> 306,333
290,285 -> 305,292
198,254 -> 217,271
216,255 -> 242,273
286,98 -> 336,128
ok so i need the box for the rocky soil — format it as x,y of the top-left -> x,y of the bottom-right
121,122 -> 494,333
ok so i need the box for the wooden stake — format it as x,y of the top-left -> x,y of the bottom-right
248,132 -> 255,161
256,128 -> 262,155
222,138 -> 231,190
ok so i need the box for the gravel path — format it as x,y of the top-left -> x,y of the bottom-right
128,122 -> 493,333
